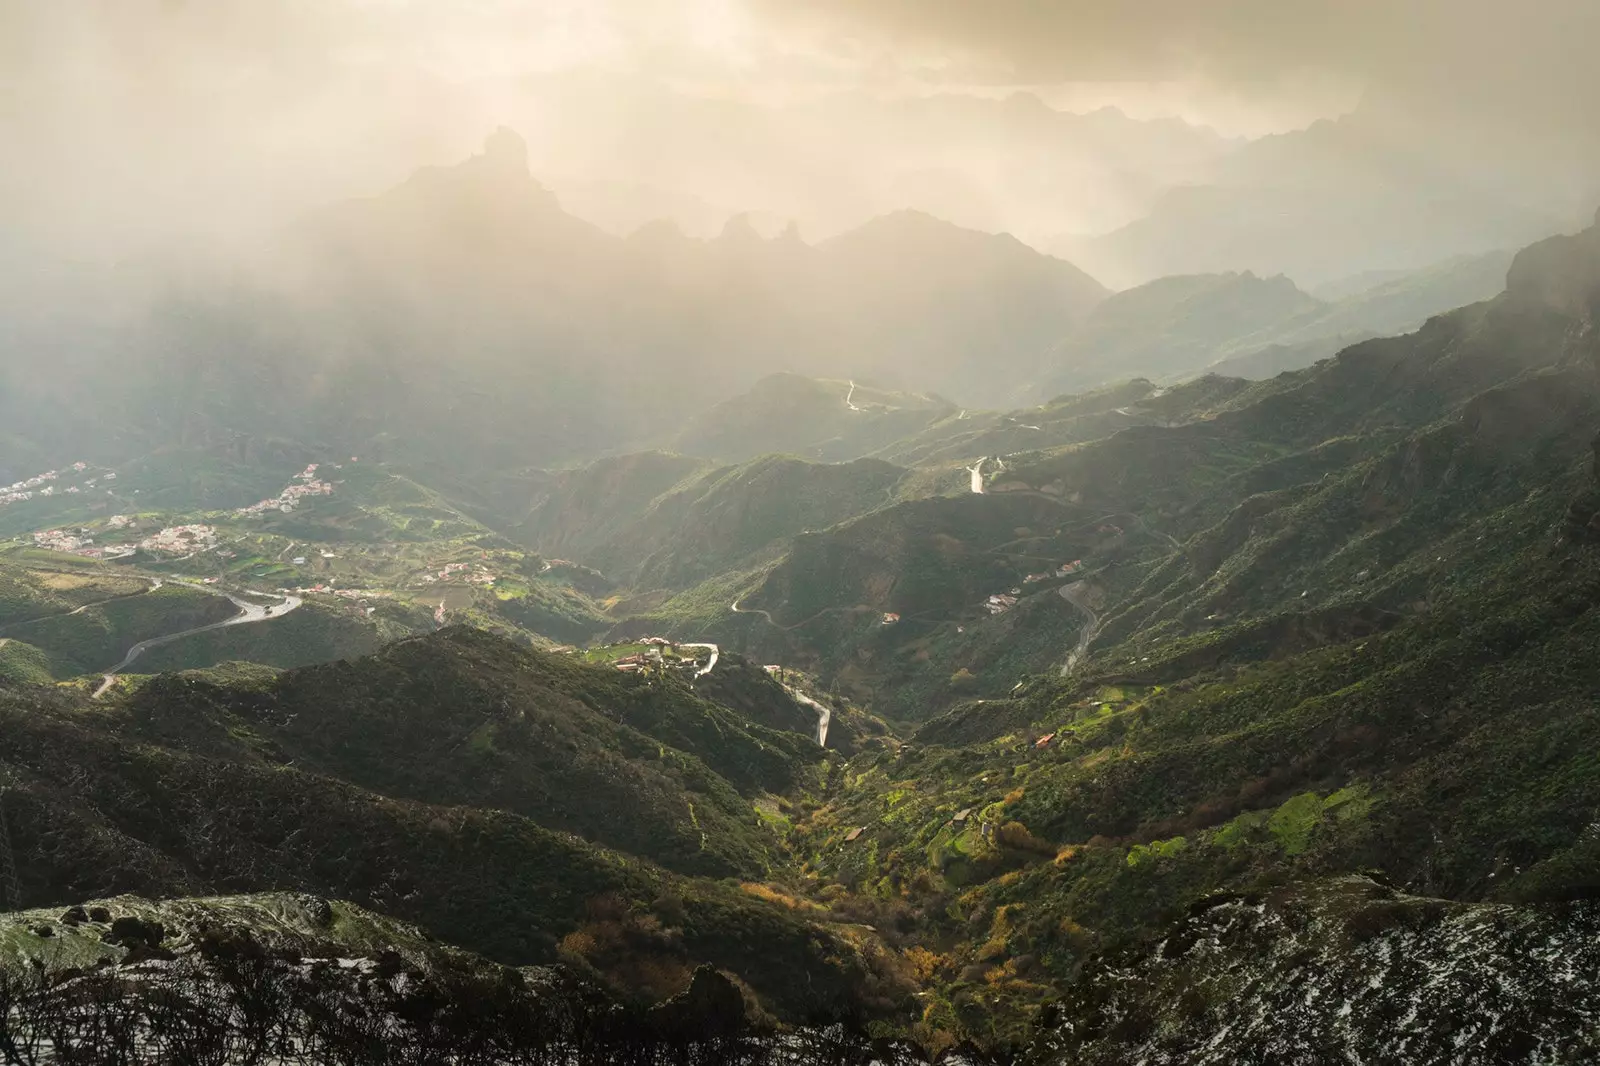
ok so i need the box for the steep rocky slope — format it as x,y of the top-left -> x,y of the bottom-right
1029,876 -> 1600,1065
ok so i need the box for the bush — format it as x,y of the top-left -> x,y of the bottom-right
996,821 -> 1054,856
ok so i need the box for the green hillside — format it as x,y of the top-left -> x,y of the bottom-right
732,213 -> 1600,1042
514,451 -> 909,597
3,204 -> 1600,1056
0,576 -> 238,677
0,561 -> 149,628
113,628 -> 819,878
672,373 -> 956,464
512,451 -> 714,561
0,635 -> 911,1021
1038,271 -> 1322,395
596,455 -> 908,591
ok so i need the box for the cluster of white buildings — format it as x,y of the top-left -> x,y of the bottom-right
417,561 -> 495,587
612,639 -> 710,675
32,527 -> 136,560
138,524 -> 218,555
985,592 -> 1021,615
284,584 -> 387,603
986,561 -> 1087,615
2,462 -> 97,508
284,583 -> 383,613
278,582 -> 379,618
1024,560 -> 1084,584
33,528 -> 87,553
235,464 -> 336,517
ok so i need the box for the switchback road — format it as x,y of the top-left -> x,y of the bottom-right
92,587 -> 303,698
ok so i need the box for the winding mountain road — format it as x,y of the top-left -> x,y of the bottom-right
0,577 -> 163,637
729,597 -> 777,625
732,598 -> 881,633
92,586 -> 303,699
681,642 -> 719,678
784,687 -> 831,747
1058,581 -> 1100,677
967,458 -> 987,494
1126,512 -> 1181,550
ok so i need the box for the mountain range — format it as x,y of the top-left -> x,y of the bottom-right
4,120 -> 1600,1059
1033,248 -> 1516,397
0,128 -> 1111,492
1060,108 -> 1594,288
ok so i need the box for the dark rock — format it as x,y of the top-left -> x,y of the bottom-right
297,894 -> 335,927
60,906 -> 87,926
87,906 -> 111,923
107,916 -> 164,947
30,924 -> 53,938
648,964 -> 748,1041
1564,489 -> 1600,541
124,941 -> 177,964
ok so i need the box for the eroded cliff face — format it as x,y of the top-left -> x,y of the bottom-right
1512,210 -> 1600,541
1505,207 -> 1600,321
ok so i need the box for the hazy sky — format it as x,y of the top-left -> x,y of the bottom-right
3,0 -> 1597,258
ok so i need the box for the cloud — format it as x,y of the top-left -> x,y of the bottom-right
2,0 -> 1594,265
750,0 -> 1600,133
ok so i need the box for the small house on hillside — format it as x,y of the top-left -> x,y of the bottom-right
952,808 -> 974,827
1034,733 -> 1056,749
843,827 -> 865,843
985,593 -> 1020,615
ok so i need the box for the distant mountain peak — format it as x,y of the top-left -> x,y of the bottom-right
423,125 -> 567,215
717,212 -> 763,243
1506,208 -> 1600,318
482,126 -> 528,172
627,217 -> 691,245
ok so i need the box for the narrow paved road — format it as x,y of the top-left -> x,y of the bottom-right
1124,511 -> 1181,550
1059,581 -> 1100,677
785,687 -> 831,747
92,587 -> 303,698
0,577 -> 162,637
729,597 -> 778,625
845,381 -> 862,411
680,642 -> 719,678
732,598 -> 878,632
967,457 -> 987,494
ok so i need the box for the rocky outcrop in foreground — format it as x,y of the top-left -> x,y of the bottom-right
1029,875 -> 1600,1065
